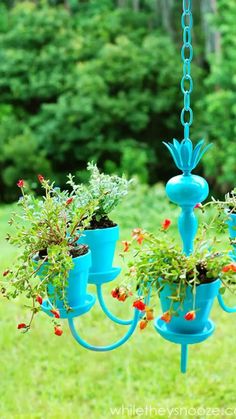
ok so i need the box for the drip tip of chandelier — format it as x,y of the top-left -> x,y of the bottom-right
163,138 -> 212,175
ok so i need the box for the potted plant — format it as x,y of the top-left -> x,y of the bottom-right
221,189 -> 236,246
201,188 -> 236,259
1,176 -> 97,335
112,220 -> 236,333
68,162 -> 131,275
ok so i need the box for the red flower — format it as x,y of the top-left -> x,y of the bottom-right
139,319 -> 148,330
66,197 -> 73,206
17,323 -> 27,329
194,203 -> 202,209
122,241 -> 130,252
132,228 -> 145,245
3,269 -> 10,277
118,292 -> 128,302
17,179 -> 24,188
111,287 -> 130,302
37,174 -> 44,183
133,299 -> 146,311
184,310 -> 196,321
54,326 -> 63,336
50,309 -> 60,319
161,311 -> 172,323
162,219 -> 171,230
222,263 -> 236,273
111,288 -> 119,299
36,295 -> 43,305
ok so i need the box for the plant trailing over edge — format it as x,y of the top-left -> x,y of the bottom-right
68,162 -> 131,229
111,220 -> 236,330
198,188 -> 236,243
1,175 -> 98,334
204,188 -> 236,215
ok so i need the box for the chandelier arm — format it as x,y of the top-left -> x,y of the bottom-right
96,284 -> 133,325
96,284 -> 151,326
217,294 -> 236,313
67,309 -> 140,351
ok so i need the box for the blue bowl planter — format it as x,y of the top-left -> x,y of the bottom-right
79,225 -> 121,285
227,213 -> 236,262
159,279 -> 220,334
39,251 -> 96,319
227,213 -> 236,241
156,279 -> 220,373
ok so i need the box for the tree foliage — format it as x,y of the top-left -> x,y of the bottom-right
0,0 -> 234,201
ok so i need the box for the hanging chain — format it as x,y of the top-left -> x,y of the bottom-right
181,0 -> 193,141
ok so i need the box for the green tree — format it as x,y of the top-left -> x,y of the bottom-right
198,0 -> 236,192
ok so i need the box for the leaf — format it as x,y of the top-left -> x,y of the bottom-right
219,287 -> 226,295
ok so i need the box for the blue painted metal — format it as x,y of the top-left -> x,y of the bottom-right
181,344 -> 188,374
96,284 -> 133,326
88,267 -> 121,285
79,225 -> 120,283
165,172 -> 209,255
62,0 -> 235,371
41,293 -> 96,319
163,0 -> 212,257
218,293 -> 236,314
154,318 -> 215,345
39,251 -> 93,318
227,213 -> 236,241
229,251 -> 236,262
96,284 -> 152,326
159,280 -> 220,334
163,138 -> 212,175
156,0 -> 219,372
154,318 -> 215,373
68,308 -> 140,352
181,0 -> 193,142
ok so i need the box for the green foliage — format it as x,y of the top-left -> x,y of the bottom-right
2,177 -> 97,331
68,161 -> 131,225
203,187 -> 236,214
0,0 -> 185,201
0,0 -> 235,202
121,224 -> 236,317
198,0 -> 236,192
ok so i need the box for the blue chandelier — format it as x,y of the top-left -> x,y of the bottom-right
7,0 -> 236,374
47,0 -> 234,373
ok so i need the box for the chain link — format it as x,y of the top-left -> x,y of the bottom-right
181,0 -> 193,138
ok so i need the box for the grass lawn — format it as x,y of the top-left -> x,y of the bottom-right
0,184 -> 236,419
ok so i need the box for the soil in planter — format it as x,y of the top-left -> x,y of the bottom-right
85,215 -> 117,230
38,244 -> 89,260
189,261 -> 218,285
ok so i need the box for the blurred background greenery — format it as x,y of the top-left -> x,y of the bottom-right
0,0 -> 235,202
0,2 -> 236,417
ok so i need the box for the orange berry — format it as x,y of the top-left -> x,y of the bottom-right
139,320 -> 148,330
161,311 -> 172,323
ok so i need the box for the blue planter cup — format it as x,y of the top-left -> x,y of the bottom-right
79,225 -> 119,273
227,213 -> 236,243
38,251 -> 92,312
159,279 -> 220,334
